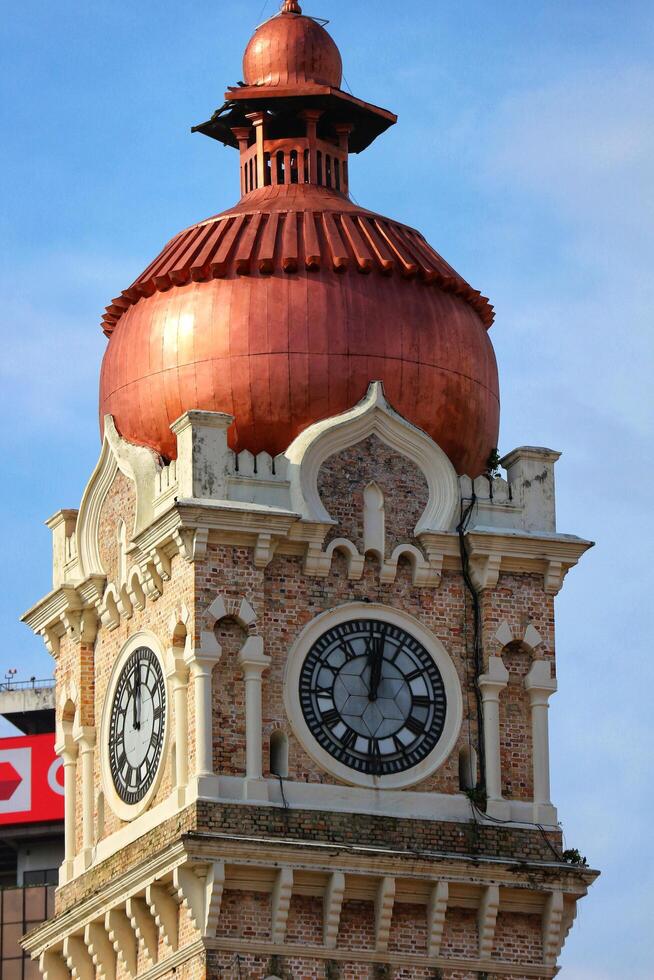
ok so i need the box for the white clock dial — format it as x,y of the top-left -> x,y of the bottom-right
108,647 -> 166,805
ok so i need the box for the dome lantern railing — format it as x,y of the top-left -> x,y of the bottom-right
233,111 -> 350,197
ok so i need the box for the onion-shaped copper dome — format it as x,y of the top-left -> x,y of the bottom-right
98,3 -> 500,477
243,1 -> 342,90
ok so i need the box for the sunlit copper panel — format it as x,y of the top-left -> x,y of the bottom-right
99,186 -> 499,476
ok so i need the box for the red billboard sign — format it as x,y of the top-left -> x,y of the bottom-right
0,734 -> 64,825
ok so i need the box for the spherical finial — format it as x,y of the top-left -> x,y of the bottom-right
281,0 -> 302,12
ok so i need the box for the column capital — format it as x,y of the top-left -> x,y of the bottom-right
478,656 -> 509,699
55,732 -> 78,761
186,647 -> 222,674
73,726 -> 96,750
525,659 -> 557,703
237,636 -> 271,677
167,656 -> 190,685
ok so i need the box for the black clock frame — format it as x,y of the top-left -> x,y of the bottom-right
108,646 -> 166,806
299,618 -> 447,777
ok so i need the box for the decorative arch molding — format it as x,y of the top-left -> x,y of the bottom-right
76,416 -> 160,578
381,543 -> 441,587
284,382 -> 460,534
494,620 -> 545,654
325,538 -> 365,580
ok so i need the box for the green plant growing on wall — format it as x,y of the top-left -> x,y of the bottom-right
563,848 -> 588,867
486,448 -> 501,479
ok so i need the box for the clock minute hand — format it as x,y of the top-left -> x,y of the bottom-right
369,632 -> 384,701
134,663 -> 141,731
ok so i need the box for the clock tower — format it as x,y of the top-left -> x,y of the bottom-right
23,4 -> 597,978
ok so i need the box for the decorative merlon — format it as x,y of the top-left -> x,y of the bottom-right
500,446 -> 561,534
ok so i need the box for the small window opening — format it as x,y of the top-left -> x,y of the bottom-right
325,155 -> 332,188
264,152 -> 272,186
458,745 -> 477,791
303,148 -> 310,182
317,151 -> 323,186
270,730 -> 289,778
276,151 -> 285,185
335,158 -> 341,191
290,149 -> 299,184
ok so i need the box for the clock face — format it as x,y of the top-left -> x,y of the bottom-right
108,647 -> 166,805
299,618 -> 447,777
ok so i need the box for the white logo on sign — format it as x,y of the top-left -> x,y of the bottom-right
47,758 -> 65,797
0,747 -> 31,814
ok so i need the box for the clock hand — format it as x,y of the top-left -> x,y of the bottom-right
366,624 -> 378,701
131,664 -> 138,730
369,628 -> 385,701
135,662 -> 141,731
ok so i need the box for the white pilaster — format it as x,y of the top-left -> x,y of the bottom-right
478,656 -> 510,820
168,657 -> 190,805
186,648 -> 221,782
56,734 -> 78,882
237,635 -> 271,800
74,727 -> 96,870
525,659 -> 558,825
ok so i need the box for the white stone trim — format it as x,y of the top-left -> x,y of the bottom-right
283,602 -> 463,790
375,876 -> 396,952
99,631 -> 171,824
478,884 -> 500,959
271,867 -> 294,944
427,881 -> 449,957
105,908 -> 137,977
126,896 -> 158,967
323,872 -> 345,948
83,921 -> 116,980
284,382 -> 460,533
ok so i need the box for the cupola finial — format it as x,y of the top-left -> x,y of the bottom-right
281,0 -> 302,12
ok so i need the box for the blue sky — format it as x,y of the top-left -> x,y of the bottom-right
1,1 -> 652,975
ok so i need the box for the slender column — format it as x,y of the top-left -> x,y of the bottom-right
237,636 -> 271,800
56,734 -> 78,881
301,109 -> 322,184
247,112 -> 266,189
525,660 -> 558,825
168,658 -> 190,805
188,653 -> 221,779
74,727 -> 96,869
232,126 -> 252,197
477,656 -> 510,821
334,124 -> 351,194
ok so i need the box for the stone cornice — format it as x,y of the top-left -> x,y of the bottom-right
21,577 -> 106,652
181,833 -> 598,892
465,528 -> 593,593
23,841 -> 189,957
